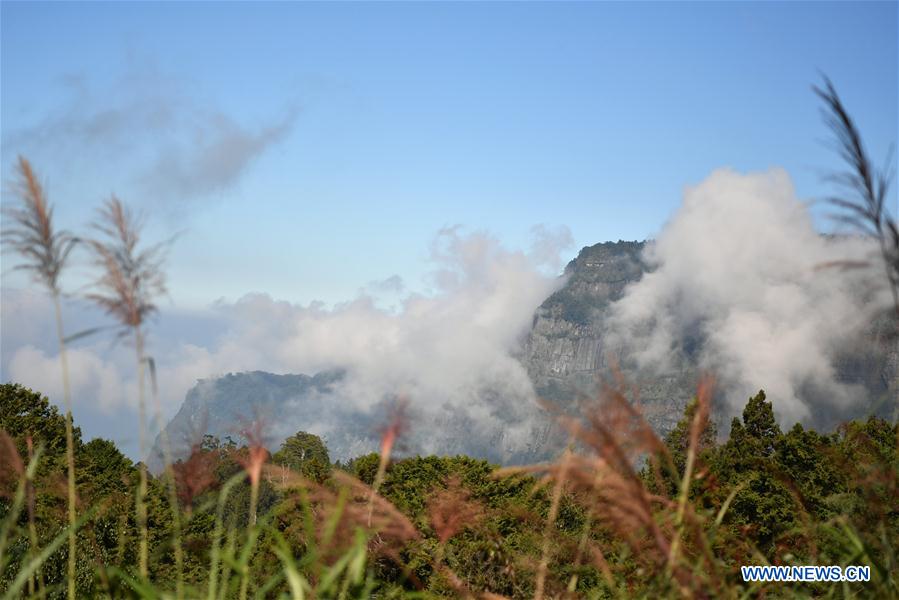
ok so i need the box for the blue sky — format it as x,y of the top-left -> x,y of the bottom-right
2,1 -> 897,308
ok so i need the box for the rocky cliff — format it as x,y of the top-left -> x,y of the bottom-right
150,370 -> 373,470
151,369 -> 554,469
521,240 -> 898,435
520,240 -> 699,435
154,240 -> 898,467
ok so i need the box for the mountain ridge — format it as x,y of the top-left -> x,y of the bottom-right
153,240 -> 898,468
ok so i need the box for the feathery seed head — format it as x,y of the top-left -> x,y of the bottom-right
87,195 -> 168,330
1,156 -> 76,294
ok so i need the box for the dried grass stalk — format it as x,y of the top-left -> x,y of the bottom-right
501,374 -> 722,596
815,76 -> 899,316
2,157 -> 78,600
87,195 -> 170,581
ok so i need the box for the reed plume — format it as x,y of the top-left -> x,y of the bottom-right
368,399 -> 407,527
1,156 -> 79,600
86,195 -> 170,580
236,421 -> 269,600
497,375 -> 722,597
815,76 -> 899,316
427,476 -> 484,546
173,443 -> 219,512
534,447 -> 571,600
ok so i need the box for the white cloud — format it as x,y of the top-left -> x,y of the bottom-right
2,227 -> 571,459
607,168 -> 888,424
2,60 -> 297,206
9,345 -> 126,413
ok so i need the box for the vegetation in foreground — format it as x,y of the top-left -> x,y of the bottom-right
1,381 -> 897,599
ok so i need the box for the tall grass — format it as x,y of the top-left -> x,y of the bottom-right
369,400 -> 406,528
145,355 -> 187,599
86,196 -> 176,583
815,76 -> 899,316
235,423 -> 269,600
24,436 -> 40,598
497,377 -> 728,598
2,157 -> 79,600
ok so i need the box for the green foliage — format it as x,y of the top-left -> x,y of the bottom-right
200,434 -> 221,452
653,394 -> 719,497
272,431 -> 331,483
774,423 -> 841,515
741,390 -> 782,456
0,383 -> 80,462
709,391 -> 797,553
79,438 -> 135,497
3,382 -> 897,599
346,452 -> 380,485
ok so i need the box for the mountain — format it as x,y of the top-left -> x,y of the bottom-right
150,370 -> 352,469
151,371 -> 555,469
153,241 -> 898,468
520,240 -> 699,434
522,240 -> 898,433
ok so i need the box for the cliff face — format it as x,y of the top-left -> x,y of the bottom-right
523,241 -> 645,388
521,241 -> 698,435
522,240 -> 899,435
150,370 -> 351,469
152,368 -> 554,469
155,240 -> 898,468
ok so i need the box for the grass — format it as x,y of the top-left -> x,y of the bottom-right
2,157 -> 79,600
87,195 -> 171,581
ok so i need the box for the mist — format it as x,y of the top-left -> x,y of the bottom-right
606,167 -> 891,427
3,226 -> 572,459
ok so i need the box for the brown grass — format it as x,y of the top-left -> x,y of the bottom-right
497,374 -> 724,599
0,430 -> 24,498
2,157 -> 79,600
87,194 -> 171,581
815,76 -> 899,317
173,444 -> 219,512
428,475 -> 485,545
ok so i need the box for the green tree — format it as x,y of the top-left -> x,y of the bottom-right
348,452 -> 381,485
200,434 -> 221,452
660,395 -> 718,490
0,383 -> 80,464
741,390 -> 781,456
272,431 -> 330,482
774,423 -> 842,518
710,390 -> 795,555
79,438 -> 135,498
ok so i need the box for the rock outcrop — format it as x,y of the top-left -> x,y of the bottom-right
520,240 -> 698,435
154,240 -> 898,468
